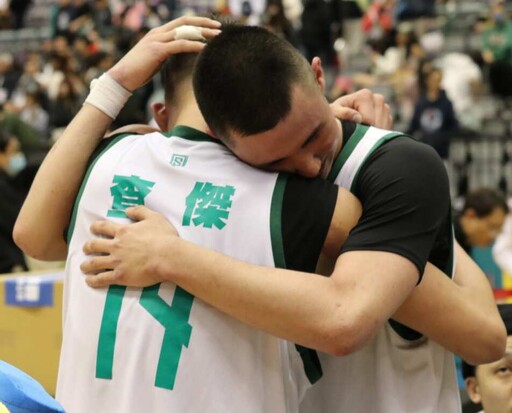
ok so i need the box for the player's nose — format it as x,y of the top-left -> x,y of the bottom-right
293,153 -> 322,178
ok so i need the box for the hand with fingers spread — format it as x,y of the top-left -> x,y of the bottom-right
81,206 -> 180,288
108,16 -> 221,92
330,88 -> 394,129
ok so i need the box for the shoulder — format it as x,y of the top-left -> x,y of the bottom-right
364,136 -> 444,174
356,137 -> 449,208
88,131 -> 165,168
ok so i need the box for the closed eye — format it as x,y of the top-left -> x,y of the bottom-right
302,122 -> 325,148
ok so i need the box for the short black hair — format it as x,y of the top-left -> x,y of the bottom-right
193,24 -> 314,142
462,303 -> 512,379
160,53 -> 199,105
462,188 -> 509,217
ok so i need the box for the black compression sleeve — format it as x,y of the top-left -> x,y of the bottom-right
340,137 -> 451,280
281,175 -> 338,273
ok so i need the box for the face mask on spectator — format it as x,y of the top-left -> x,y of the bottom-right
7,152 -> 27,177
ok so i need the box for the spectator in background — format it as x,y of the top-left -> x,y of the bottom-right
0,0 -> 10,29
436,51 -> 484,131
9,55 -> 43,112
83,51 -> 115,85
408,67 -> 457,159
352,24 -> 417,95
454,188 -> 508,255
281,0 -> 302,31
462,304 -> 512,413
0,103 -> 48,162
0,130 -> 28,274
68,0 -> 94,35
300,0 -> 334,64
48,77 -> 82,141
9,0 -> 33,29
19,92 -> 49,140
394,0 -> 435,23
337,0 -> 364,57
72,35 -> 94,73
481,0 -> 512,98
92,0 -> 114,37
261,0 -> 300,48
493,198 -> 512,277
0,53 -> 19,105
50,0 -> 76,37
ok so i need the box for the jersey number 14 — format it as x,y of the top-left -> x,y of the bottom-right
95,284 -> 194,390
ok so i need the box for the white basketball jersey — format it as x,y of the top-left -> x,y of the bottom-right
300,125 -> 461,413
56,126 -> 309,413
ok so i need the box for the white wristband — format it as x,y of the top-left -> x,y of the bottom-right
84,73 -> 132,120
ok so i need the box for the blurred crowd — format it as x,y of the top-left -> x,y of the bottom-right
0,1 -> 511,164
0,1 -> 511,268
0,3 -> 501,250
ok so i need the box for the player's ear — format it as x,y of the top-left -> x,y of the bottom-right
151,102 -> 169,131
311,57 -> 326,93
465,376 -> 482,405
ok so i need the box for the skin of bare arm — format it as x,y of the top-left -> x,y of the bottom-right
12,16 -> 222,261
393,246 -> 506,365
13,104 -> 113,260
81,199 -> 506,364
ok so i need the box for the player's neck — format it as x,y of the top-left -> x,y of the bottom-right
171,102 -> 209,135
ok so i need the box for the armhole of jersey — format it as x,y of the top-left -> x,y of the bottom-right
388,319 -> 423,341
270,173 -> 287,268
65,133 -> 134,245
271,173 -> 325,384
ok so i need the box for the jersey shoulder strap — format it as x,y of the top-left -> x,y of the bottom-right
328,125 -> 406,191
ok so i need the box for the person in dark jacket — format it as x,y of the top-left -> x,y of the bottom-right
0,129 -> 28,274
408,67 -> 458,159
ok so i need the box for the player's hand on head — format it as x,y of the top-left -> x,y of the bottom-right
330,89 -> 394,129
108,16 -> 221,92
81,206 -> 180,288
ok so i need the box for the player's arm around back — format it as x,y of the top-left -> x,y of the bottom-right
13,104 -> 113,261
82,188 -> 376,355
394,243 -> 506,365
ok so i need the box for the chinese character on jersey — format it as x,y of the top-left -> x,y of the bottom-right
107,174 -> 155,218
183,182 -> 236,229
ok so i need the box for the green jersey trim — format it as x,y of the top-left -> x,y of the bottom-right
327,124 -> 369,183
270,173 -> 287,268
66,133 -> 133,244
270,174 -> 323,384
96,285 -> 127,379
164,125 -> 222,144
295,345 -> 323,384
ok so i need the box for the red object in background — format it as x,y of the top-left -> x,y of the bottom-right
494,289 -> 512,300
361,2 -> 395,34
